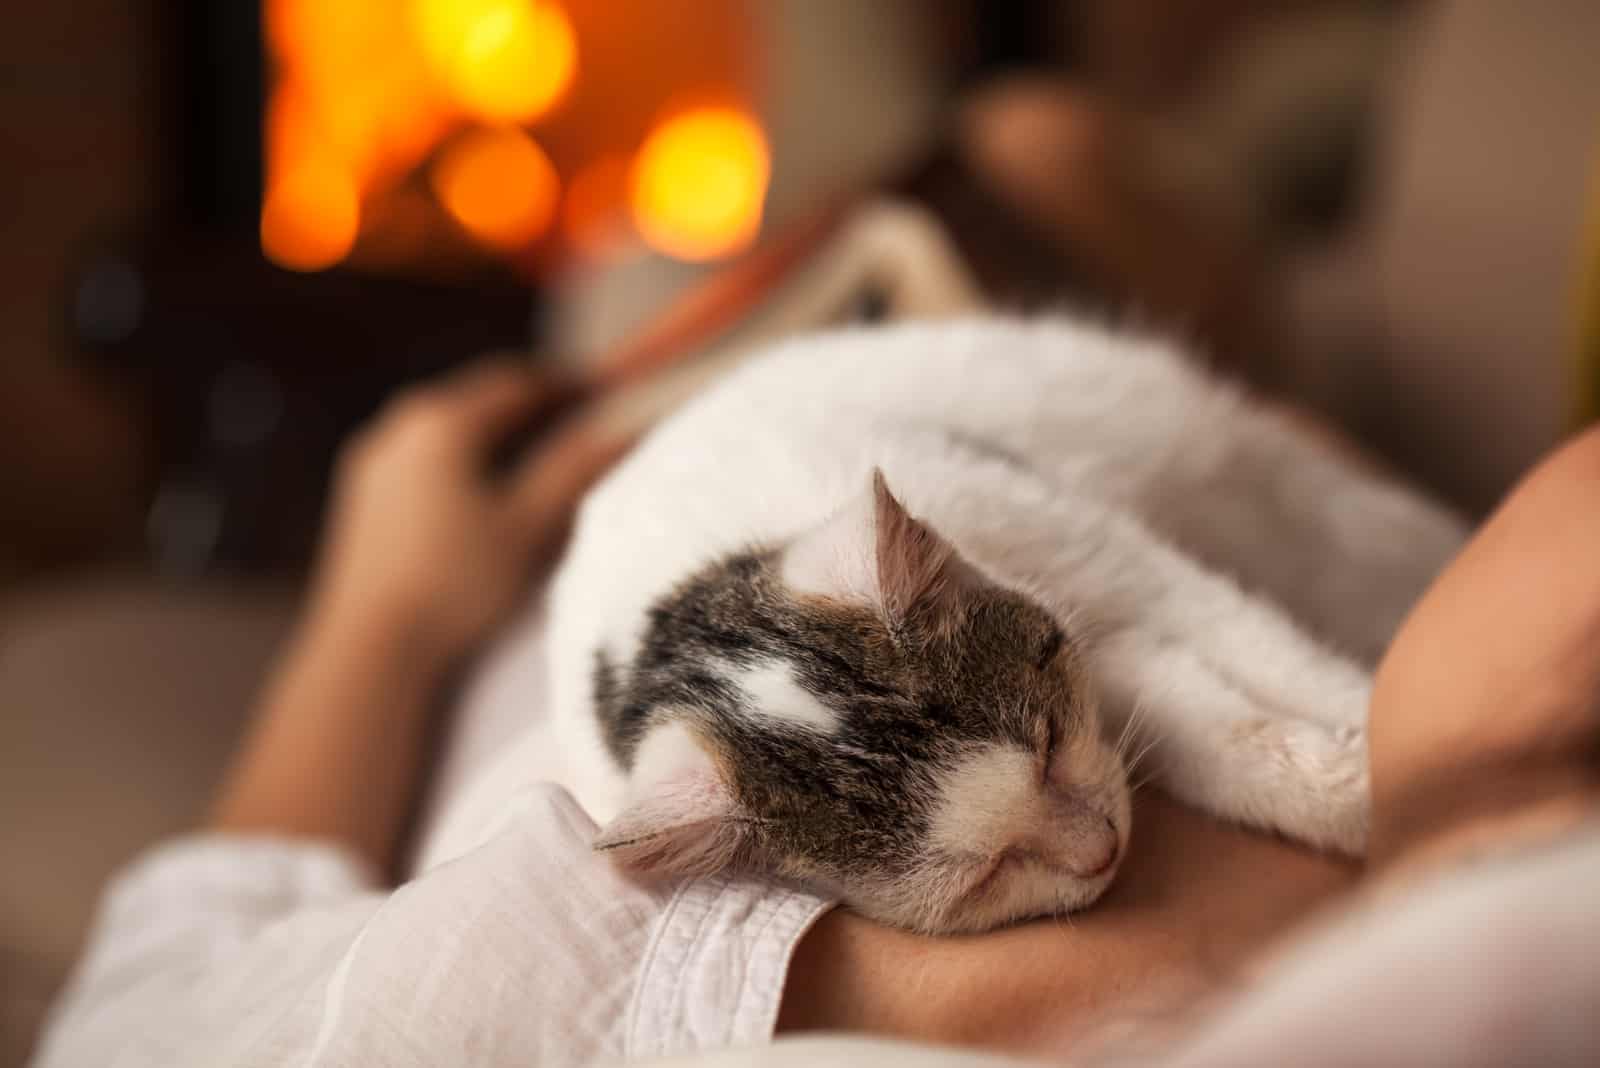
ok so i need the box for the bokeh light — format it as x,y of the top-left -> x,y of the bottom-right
264,1 -> 770,273
630,107 -> 770,262
260,159 -> 362,273
412,0 -> 577,124
432,127 -> 560,249
264,0 -> 451,271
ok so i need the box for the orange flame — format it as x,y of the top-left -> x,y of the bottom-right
260,157 -> 361,273
263,1 -> 773,272
432,127 -> 560,249
412,0 -> 577,124
630,107 -> 770,262
262,0 -> 576,271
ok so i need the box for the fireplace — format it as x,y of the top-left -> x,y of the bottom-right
70,1 -> 1029,575
257,0 -> 770,280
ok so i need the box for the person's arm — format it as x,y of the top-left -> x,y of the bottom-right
779,791 -> 1355,1053
210,360 -> 602,875
1369,424 -> 1600,873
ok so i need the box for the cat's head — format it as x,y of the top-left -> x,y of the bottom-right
594,470 -> 1131,933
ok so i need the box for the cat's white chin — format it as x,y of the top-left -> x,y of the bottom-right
942,850 -> 1124,935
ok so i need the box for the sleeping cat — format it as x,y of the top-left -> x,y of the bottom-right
544,316 -> 1467,934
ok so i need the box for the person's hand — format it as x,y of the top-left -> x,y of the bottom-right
213,359 -> 633,868
307,359 -> 593,671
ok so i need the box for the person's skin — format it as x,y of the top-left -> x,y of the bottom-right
210,356 -> 1600,1058
1368,426 -> 1600,874
777,794 -> 1354,1052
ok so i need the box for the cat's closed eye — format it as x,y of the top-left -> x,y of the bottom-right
1034,716 -> 1059,783
1033,627 -> 1064,671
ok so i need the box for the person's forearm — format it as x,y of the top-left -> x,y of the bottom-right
1369,425 -> 1600,872
209,599 -> 450,876
778,793 -> 1355,1055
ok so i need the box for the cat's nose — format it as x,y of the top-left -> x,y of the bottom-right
1079,815 -> 1120,878
1018,813 -> 1120,879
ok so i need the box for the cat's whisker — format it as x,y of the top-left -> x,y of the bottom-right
1125,702 -> 1151,755
1109,710 -> 1135,761
1123,736 -> 1161,779
1130,734 -> 1157,774
1121,737 -> 1147,775
1112,702 -> 1148,762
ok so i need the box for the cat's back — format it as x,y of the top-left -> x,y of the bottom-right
556,314 -> 1218,612
544,316 -> 1214,796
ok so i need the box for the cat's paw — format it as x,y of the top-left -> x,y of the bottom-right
1230,718 -> 1369,857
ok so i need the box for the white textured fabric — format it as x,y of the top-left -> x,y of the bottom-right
33,785 -> 829,1068
32,611 -> 832,1068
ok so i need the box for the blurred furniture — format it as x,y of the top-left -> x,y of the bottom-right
1279,0 -> 1600,513
961,1 -> 1599,514
0,576 -> 297,1066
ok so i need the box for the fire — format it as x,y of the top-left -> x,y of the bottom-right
412,0 -> 577,124
262,1 -> 768,272
630,107 -> 770,262
260,158 -> 361,273
433,127 -> 560,249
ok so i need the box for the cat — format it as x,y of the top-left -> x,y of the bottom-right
544,316 -> 1468,934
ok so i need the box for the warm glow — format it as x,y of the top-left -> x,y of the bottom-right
630,108 -> 769,262
562,153 -> 634,260
264,0 -> 453,270
432,127 -> 560,248
265,0 -> 767,273
261,161 -> 362,272
412,0 -> 577,123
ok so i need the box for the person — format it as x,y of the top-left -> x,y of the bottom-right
31,358 -> 1600,1067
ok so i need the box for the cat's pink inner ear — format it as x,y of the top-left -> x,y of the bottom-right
871,469 -> 966,630
779,479 -> 882,603
593,765 -> 744,878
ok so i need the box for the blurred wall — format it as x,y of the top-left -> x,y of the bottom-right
1286,0 -> 1600,512
0,2 -> 159,582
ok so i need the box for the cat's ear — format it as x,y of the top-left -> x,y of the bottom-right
593,723 -> 748,878
869,469 -> 971,633
782,468 -> 974,634
780,475 -> 883,604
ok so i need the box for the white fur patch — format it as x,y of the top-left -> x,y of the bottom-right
600,718 -> 743,877
628,719 -> 718,795
779,483 -> 880,604
927,744 -> 1038,856
734,660 -> 841,735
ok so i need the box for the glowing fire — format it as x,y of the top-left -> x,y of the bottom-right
432,127 -> 560,249
413,0 -> 576,124
260,158 -> 362,273
630,108 -> 770,263
263,1 -> 768,273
